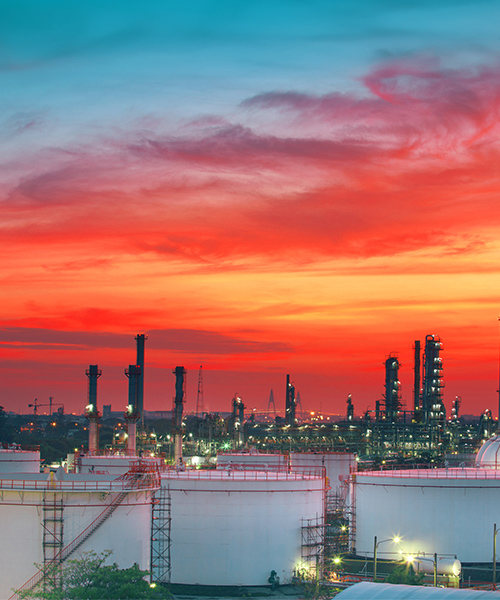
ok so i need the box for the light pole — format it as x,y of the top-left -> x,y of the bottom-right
494,523 -> 499,589
497,318 -> 500,431
373,536 -> 400,581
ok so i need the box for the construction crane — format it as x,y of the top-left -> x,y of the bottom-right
28,397 -> 64,431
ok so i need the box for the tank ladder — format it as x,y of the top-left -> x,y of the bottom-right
42,491 -> 64,590
150,487 -> 172,584
10,487 -> 130,600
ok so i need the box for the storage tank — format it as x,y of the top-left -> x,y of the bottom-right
161,466 -> 325,586
1,463 -> 159,599
78,453 -> 162,475
0,448 -> 40,473
290,452 -> 356,496
352,467 -> 500,562
216,451 -> 288,471
476,435 -> 500,469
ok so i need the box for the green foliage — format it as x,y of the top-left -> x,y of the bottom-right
385,562 -> 425,586
17,550 -> 169,599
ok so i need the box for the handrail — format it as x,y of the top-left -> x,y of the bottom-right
9,470 -> 159,600
355,467 -> 500,480
0,475 -> 159,492
160,465 -> 326,480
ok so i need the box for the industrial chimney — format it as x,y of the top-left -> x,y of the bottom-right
124,365 -> 141,455
172,366 -> 186,465
135,334 -> 147,428
85,365 -> 102,454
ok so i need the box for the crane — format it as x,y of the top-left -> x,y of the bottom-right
28,397 -> 64,431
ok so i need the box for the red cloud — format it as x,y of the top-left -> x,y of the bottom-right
2,57 -> 500,267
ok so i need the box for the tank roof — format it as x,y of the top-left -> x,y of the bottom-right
355,467 -> 500,481
162,467 -> 324,481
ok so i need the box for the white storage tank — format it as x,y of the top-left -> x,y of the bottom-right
0,464 -> 159,599
0,448 -> 40,473
476,435 -> 500,469
216,451 -> 288,471
353,467 -> 500,563
290,452 -> 356,496
78,453 -> 162,475
162,467 -> 325,586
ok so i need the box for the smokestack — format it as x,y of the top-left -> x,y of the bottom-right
85,365 -> 102,454
135,334 -> 147,427
125,365 -> 141,455
173,366 -> 186,464
285,374 -> 296,426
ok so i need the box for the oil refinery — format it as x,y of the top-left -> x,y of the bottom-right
2,332 -> 500,598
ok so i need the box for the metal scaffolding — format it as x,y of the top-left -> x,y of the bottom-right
150,487 -> 172,584
301,516 -> 325,578
42,491 -> 64,590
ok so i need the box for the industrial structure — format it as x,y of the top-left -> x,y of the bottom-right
1,449 -> 159,600
4,330 -> 500,595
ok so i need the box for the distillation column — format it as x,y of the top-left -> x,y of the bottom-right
285,374 -> 296,426
384,354 -> 401,423
422,334 -> 445,425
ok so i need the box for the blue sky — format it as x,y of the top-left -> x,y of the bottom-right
2,0 -> 500,416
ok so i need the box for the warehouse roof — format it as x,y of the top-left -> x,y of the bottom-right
335,583 -> 500,599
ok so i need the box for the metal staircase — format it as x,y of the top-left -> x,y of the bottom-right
10,465 -> 159,600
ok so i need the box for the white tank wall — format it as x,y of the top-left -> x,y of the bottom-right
78,455 -> 162,475
290,452 -> 356,496
216,452 -> 288,471
0,449 -> 40,473
0,476 -> 154,599
163,470 -> 325,586
354,469 -> 500,563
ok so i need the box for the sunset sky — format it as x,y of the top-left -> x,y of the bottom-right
1,0 -> 500,418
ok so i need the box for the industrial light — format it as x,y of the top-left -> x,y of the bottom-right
333,557 -> 341,564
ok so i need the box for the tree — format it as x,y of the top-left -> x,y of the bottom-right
16,550 -> 169,599
385,562 -> 425,586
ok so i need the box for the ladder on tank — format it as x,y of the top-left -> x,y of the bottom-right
150,487 -> 172,584
9,473 -> 144,600
42,491 -> 64,590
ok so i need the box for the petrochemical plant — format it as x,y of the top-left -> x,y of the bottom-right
2,332 -> 500,598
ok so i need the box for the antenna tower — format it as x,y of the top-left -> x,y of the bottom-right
267,389 -> 276,419
196,366 -> 204,417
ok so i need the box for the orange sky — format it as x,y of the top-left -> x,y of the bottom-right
1,6 -> 500,418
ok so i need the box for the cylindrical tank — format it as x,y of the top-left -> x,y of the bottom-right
216,452 -> 288,471
0,449 -> 40,473
78,454 -> 161,475
353,468 -> 500,562
290,452 -> 356,496
162,467 -> 325,586
413,557 -> 461,576
0,470 -> 157,599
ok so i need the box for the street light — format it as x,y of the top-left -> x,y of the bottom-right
373,536 -> 401,581
493,523 -> 499,589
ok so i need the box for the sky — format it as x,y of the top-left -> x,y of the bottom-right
1,0 -> 500,418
